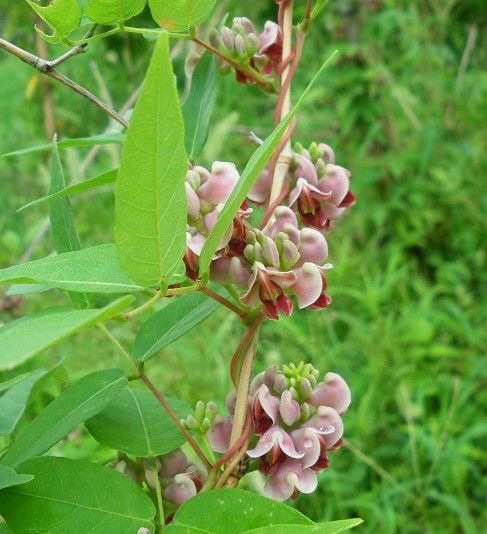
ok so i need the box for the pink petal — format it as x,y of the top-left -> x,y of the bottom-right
210,256 -> 233,285
263,206 -> 298,238
208,415 -> 233,453
279,390 -> 301,426
256,384 -> 280,425
163,474 -> 197,506
318,143 -> 336,164
293,153 -> 319,185
247,426 -> 304,459
248,169 -> 271,204
290,428 -> 321,468
318,164 -> 350,205
259,21 -> 281,53
309,372 -> 351,414
198,161 -> 239,204
159,449 -> 189,479
292,263 -> 324,309
264,459 -> 317,501
304,406 -> 343,449
267,267 -> 297,289
187,231 -> 206,255
296,228 -> 329,266
229,257 -> 251,288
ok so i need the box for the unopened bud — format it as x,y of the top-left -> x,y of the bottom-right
201,417 -> 211,433
316,158 -> 326,178
205,401 -> 217,422
300,402 -> 311,421
273,373 -> 288,394
220,27 -> 235,53
246,33 -> 260,55
195,400 -> 205,422
299,377 -> 313,399
186,415 -> 198,431
280,240 -> 300,270
234,34 -> 247,58
308,141 -> 319,161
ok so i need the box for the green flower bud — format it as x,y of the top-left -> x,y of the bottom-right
200,417 -> 211,433
246,33 -> 260,55
308,142 -> 319,161
220,27 -> 235,54
234,34 -> 247,58
280,240 -> 300,271
195,400 -> 205,423
244,244 -> 256,264
205,401 -> 217,422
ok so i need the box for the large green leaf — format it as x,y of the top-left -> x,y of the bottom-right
115,33 -> 188,287
149,0 -> 215,32
0,374 -> 30,394
2,132 -> 123,158
0,369 -> 48,436
242,520 -> 364,534
49,135 -> 91,308
0,245 -> 145,294
0,457 -> 155,533
1,369 -> 127,468
183,52 -> 218,160
132,290 -> 220,361
26,0 -> 81,36
198,51 -> 338,275
0,296 -> 134,371
86,387 -> 189,457
85,0 -> 147,24
0,465 -> 33,491
168,489 -> 362,533
19,168 -> 118,212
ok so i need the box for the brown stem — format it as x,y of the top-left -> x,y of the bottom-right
199,286 -> 247,320
0,35 -> 127,127
140,373 -> 212,470
216,441 -> 249,488
191,37 -> 273,91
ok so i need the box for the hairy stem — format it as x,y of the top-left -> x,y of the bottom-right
139,374 -> 213,471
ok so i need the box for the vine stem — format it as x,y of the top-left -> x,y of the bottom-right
228,325 -> 260,449
139,373 -> 213,471
150,463 -> 165,533
0,34 -> 127,127
200,286 -> 248,319
268,0 -> 295,206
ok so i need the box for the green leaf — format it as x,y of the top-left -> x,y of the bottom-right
0,296 -> 134,371
2,132 -> 124,158
183,52 -> 218,160
0,244 -> 145,294
168,488 -> 315,532
18,168 -> 118,212
115,33 -> 188,287
0,369 -> 48,436
0,457 -> 155,533
198,51 -> 338,276
149,0 -> 215,32
133,290 -> 220,362
168,489 -> 362,534
0,465 -> 33,491
85,0 -> 147,24
1,369 -> 127,468
86,387 -> 189,457
49,135 -> 91,308
242,520 -> 364,534
26,0 -> 81,37
0,374 -> 30,394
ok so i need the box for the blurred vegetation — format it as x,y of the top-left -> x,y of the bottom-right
0,0 -> 486,532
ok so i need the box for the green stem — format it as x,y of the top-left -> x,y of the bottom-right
98,323 -> 137,373
151,464 -> 165,533
124,26 -> 191,39
201,434 -> 218,465
123,292 -> 162,320
72,27 -> 121,45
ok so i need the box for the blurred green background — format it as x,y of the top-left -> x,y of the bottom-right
0,1 -> 486,532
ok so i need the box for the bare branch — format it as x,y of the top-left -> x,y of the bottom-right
0,33 -> 127,128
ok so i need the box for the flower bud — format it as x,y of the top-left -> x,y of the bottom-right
273,373 -> 288,394
233,17 -> 256,35
234,34 -> 247,58
318,143 -> 336,164
186,415 -> 198,431
201,417 -> 211,433
308,142 -> 319,161
220,27 -> 235,53
195,400 -> 205,423
299,377 -> 313,400
246,33 -> 260,55
205,401 -> 217,422
300,402 -> 311,421
280,240 -> 300,271
209,29 -> 220,49
279,390 -> 301,426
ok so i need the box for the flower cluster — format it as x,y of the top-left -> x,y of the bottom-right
250,142 -> 356,230
145,449 -> 207,508
209,363 -> 351,501
210,16 -> 282,83
183,138 -> 354,319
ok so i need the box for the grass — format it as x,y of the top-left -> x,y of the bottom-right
1,1 -> 486,532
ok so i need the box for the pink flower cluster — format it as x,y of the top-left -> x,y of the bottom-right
209,363 -> 351,501
183,140 -> 354,320
210,16 -> 282,83
145,449 -> 207,507
250,142 -> 356,230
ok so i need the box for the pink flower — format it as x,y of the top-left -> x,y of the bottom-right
309,372 -> 352,414
163,471 -> 202,506
264,459 -> 318,501
292,262 -> 332,309
247,425 -> 304,465
252,384 -> 280,434
208,415 -> 233,454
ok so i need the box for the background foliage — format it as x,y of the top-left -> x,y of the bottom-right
0,0 -> 485,532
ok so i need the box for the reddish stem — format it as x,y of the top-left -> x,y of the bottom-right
140,373 -> 212,470
230,315 -> 264,387
200,286 -> 247,319
213,411 -> 252,470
